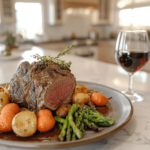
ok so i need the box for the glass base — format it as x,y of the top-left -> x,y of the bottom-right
122,90 -> 144,103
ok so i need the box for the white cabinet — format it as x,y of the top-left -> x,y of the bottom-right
92,0 -> 115,25
47,0 -> 64,25
0,0 -> 16,23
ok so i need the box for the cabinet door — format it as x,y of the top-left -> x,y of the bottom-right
92,0 -> 115,25
0,0 -> 16,23
48,0 -> 64,25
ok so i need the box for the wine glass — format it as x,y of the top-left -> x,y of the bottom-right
115,30 -> 150,102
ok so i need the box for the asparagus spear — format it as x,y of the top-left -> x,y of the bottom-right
74,112 -> 78,124
58,123 -> 63,130
58,116 -> 68,141
54,116 -> 66,124
72,132 -> 76,140
79,121 -> 85,135
68,103 -> 82,139
66,121 -> 72,141
88,110 -> 115,126
71,112 -> 78,140
83,113 -> 115,127
83,119 -> 98,131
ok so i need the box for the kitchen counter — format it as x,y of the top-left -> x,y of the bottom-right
0,46 -> 150,150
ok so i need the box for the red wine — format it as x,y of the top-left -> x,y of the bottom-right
115,51 -> 150,73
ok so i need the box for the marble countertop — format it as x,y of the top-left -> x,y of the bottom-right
0,46 -> 150,150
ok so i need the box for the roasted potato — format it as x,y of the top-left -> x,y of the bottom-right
72,93 -> 90,104
12,111 -> 37,137
56,105 -> 68,118
74,85 -> 89,93
0,92 -> 9,113
62,104 -> 72,111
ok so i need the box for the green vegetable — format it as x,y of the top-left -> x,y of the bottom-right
83,113 -> 115,127
58,116 -> 68,141
83,119 -> 98,131
66,122 -> 72,141
58,123 -> 63,130
68,103 -> 82,139
54,116 -> 66,124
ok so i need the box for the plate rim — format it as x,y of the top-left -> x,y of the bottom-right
0,81 -> 133,149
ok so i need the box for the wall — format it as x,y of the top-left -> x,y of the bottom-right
0,0 -> 118,41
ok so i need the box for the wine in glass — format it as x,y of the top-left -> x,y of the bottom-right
115,30 -> 150,102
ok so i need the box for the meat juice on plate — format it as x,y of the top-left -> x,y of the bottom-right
115,50 -> 150,73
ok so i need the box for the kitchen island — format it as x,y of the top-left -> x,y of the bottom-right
0,46 -> 150,150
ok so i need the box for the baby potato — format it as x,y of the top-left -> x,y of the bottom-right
72,93 -> 90,104
0,92 -> 9,113
12,111 -> 37,137
75,85 -> 89,93
56,105 -> 68,118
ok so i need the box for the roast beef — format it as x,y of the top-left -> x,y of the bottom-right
9,61 -> 76,112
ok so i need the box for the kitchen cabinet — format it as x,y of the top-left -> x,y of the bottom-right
47,0 -> 64,25
92,0 -> 115,25
0,0 -> 16,23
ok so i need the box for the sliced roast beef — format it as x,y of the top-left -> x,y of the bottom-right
9,61 -> 76,112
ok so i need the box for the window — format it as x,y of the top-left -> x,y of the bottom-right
117,0 -> 150,27
15,2 -> 44,39
119,7 -> 150,27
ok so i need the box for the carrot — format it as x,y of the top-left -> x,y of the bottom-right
37,109 -> 55,132
91,93 -> 108,106
0,103 -> 20,132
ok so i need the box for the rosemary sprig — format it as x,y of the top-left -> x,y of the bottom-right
32,45 -> 74,68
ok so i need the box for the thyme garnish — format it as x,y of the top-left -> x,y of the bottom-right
32,45 -> 74,68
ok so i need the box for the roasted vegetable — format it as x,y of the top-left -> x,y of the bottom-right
58,116 -> 68,141
37,109 -> 55,132
0,103 -> 20,132
56,105 -> 69,118
83,119 -> 98,131
74,85 -> 89,93
72,93 -> 90,104
12,111 -> 37,137
68,103 -> 82,139
83,109 -> 115,127
0,92 -> 9,113
54,116 -> 66,124
91,93 -> 108,106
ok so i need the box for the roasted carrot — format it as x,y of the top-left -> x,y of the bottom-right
0,103 -> 20,132
37,109 -> 55,132
91,93 -> 108,106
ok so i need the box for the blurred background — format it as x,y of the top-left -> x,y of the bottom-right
0,0 -> 150,72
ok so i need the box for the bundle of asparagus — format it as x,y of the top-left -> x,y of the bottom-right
54,103 -> 115,141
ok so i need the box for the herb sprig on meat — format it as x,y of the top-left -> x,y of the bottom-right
32,45 -> 74,68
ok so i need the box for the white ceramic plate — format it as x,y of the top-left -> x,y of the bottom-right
0,81 -> 133,149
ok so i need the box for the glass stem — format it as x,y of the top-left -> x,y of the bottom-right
128,73 -> 133,92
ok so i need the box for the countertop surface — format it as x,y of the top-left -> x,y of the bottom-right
0,46 -> 150,150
